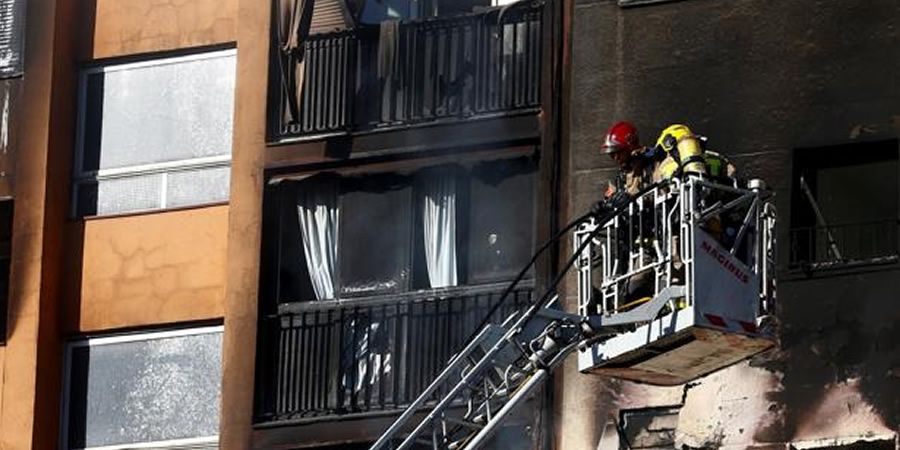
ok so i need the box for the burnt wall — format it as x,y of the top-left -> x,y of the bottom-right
562,0 -> 900,449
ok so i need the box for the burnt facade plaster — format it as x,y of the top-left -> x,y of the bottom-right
563,0 -> 900,449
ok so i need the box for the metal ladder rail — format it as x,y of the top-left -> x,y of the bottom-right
368,322 -> 509,450
376,298 -> 563,450
437,285 -> 684,450
373,221 -> 614,450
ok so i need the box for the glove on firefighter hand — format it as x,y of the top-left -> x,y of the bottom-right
591,200 -> 612,218
608,190 -> 631,210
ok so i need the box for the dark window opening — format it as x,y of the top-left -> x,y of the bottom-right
339,174 -> 413,297
617,406 -> 681,450
0,200 -> 10,344
790,140 -> 899,270
466,158 -> 535,284
267,157 -> 535,305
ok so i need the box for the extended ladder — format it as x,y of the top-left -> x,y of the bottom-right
369,287 -> 682,450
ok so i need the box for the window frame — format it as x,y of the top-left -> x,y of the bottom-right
789,140 -> 900,272
59,325 -> 224,450
271,157 -> 538,304
72,48 -> 237,218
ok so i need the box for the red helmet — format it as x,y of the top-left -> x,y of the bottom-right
600,121 -> 640,154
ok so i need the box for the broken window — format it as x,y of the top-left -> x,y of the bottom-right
616,406 -> 680,450
73,49 -> 236,216
339,174 -> 413,296
270,157 -> 535,303
790,140 -> 899,269
612,406 -> 681,450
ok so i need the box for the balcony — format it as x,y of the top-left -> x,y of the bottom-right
254,282 -> 534,423
789,219 -> 900,271
269,2 -> 544,142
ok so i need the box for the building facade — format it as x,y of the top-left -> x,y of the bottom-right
0,0 -> 897,450
560,0 -> 900,449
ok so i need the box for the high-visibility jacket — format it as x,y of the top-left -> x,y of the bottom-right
653,149 -> 736,181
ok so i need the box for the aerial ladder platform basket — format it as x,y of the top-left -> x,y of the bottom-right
575,177 -> 777,385
371,176 -> 777,450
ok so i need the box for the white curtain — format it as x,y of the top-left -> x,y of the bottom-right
296,180 -> 339,300
422,172 -> 458,288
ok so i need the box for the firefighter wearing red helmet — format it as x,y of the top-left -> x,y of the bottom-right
599,121 -> 657,201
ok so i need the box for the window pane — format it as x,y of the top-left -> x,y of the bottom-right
166,166 -> 231,208
339,175 -> 412,296
95,174 -> 164,215
0,0 -> 25,78
466,158 -> 534,284
80,51 -> 236,172
65,329 -> 222,449
816,159 -> 898,225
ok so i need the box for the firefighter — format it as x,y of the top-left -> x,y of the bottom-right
652,123 -> 737,182
593,121 -> 658,307
598,121 -> 656,208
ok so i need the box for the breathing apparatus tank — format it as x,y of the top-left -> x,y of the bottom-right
655,124 -> 708,176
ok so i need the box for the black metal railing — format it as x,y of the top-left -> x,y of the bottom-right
789,219 -> 899,269
271,3 -> 544,140
254,283 -> 534,423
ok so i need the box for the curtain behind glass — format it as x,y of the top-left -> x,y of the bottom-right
296,179 -> 339,300
422,171 -> 458,288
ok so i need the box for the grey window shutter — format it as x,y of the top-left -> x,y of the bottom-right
0,0 -> 25,78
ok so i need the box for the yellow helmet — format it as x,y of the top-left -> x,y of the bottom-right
655,124 -> 694,153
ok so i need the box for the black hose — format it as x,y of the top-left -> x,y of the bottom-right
466,181 -> 669,348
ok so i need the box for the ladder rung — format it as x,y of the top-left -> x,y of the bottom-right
442,416 -> 484,430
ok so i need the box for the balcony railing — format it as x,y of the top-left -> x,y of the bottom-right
789,219 -> 899,270
271,3 -> 544,141
254,283 -> 534,423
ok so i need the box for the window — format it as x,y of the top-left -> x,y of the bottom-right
0,200 -> 10,344
61,326 -> 223,450
73,49 -> 236,216
790,140 -> 899,269
0,0 -> 25,78
617,407 -> 680,449
273,157 -> 535,303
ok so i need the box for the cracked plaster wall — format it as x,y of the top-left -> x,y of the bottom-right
562,0 -> 900,449
77,205 -> 228,331
90,0 -> 237,59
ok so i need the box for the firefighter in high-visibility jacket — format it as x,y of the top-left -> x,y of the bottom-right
650,124 -> 739,282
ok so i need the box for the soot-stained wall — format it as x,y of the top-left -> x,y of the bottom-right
562,0 -> 900,449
